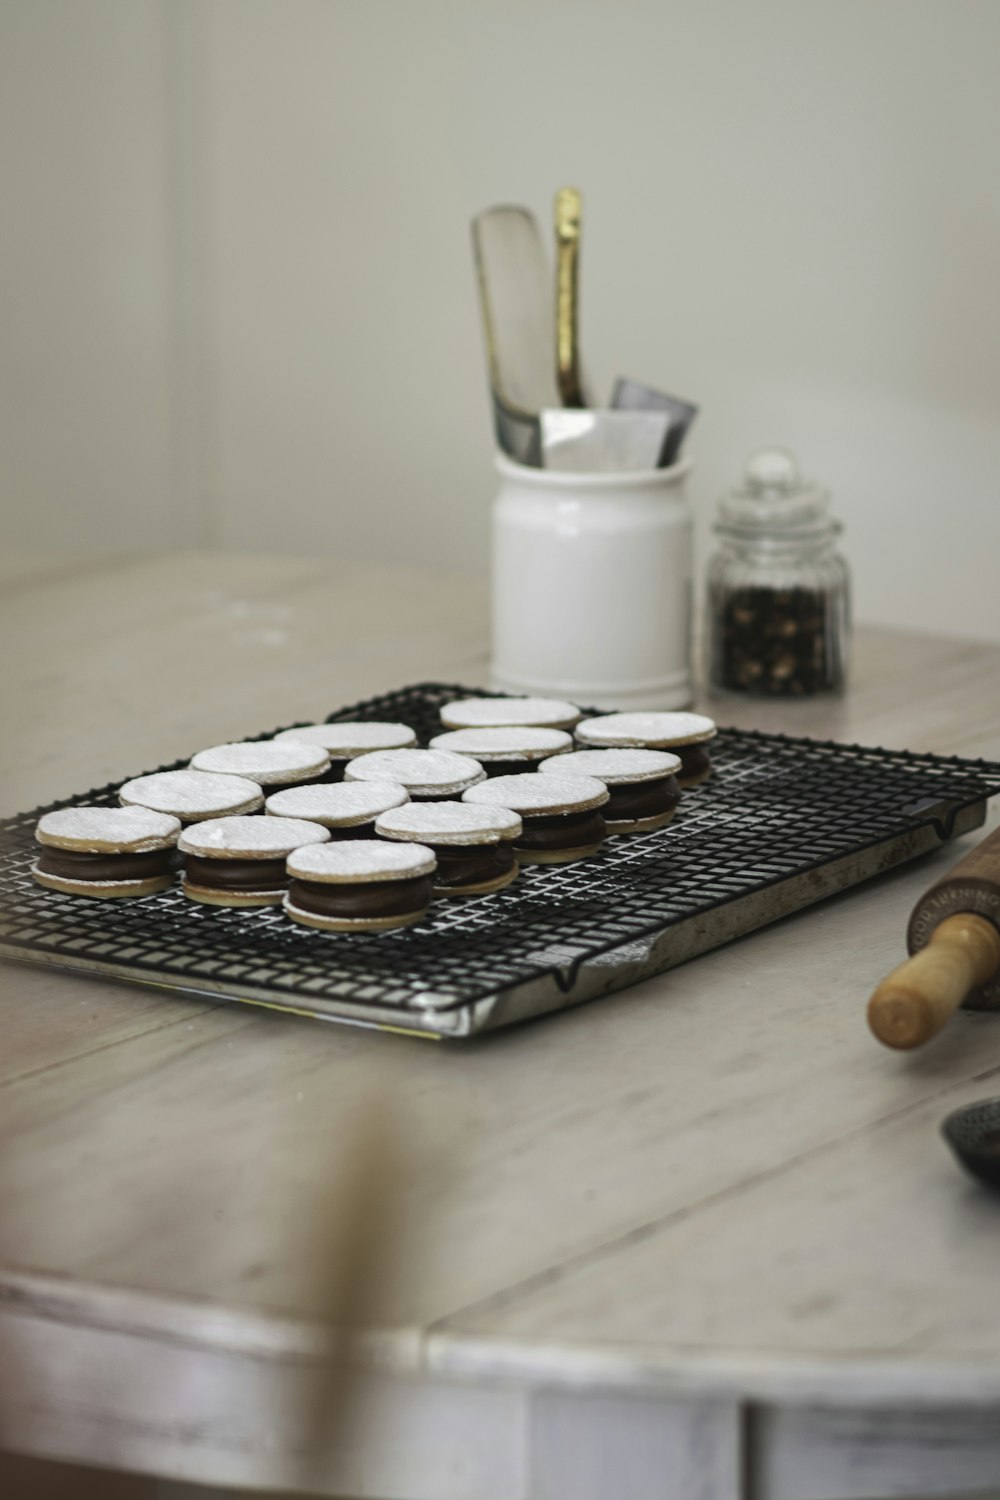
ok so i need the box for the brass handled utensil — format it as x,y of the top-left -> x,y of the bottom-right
554,186 -> 587,408
868,825 -> 1000,1049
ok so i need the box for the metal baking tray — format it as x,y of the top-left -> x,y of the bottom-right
2,682 -> 1000,1040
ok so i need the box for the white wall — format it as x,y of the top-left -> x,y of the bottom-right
3,0 -> 999,641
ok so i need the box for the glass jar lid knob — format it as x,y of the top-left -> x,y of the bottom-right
718,447 -> 832,533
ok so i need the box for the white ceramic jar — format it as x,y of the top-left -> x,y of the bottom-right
491,452 -> 694,711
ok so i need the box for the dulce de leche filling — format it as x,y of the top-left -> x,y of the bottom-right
36,847 -> 178,883
515,807 -> 606,855
183,853 -> 289,892
604,774 -> 681,824
287,874 -> 434,921
431,843 -> 515,888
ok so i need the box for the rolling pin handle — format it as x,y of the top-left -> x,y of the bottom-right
867,913 -> 1000,1050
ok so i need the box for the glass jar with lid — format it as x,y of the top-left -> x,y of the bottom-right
706,448 -> 850,697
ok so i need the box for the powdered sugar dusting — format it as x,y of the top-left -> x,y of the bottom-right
288,839 -> 436,883
36,805 -> 181,852
274,721 -> 416,755
464,773 -> 609,815
265,781 -> 408,825
345,748 -> 485,795
376,800 -> 521,845
538,747 -> 681,784
179,816 -> 330,858
190,741 -> 329,784
120,770 -> 263,818
429,726 -> 572,760
576,711 -> 716,748
441,696 -> 581,730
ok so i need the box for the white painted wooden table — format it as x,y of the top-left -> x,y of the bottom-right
2,555 -> 1000,1500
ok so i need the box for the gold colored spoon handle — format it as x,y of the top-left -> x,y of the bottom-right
555,186 -> 585,408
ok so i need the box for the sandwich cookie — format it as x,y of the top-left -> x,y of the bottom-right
190,741 -> 330,794
539,748 -> 682,832
575,711 -> 717,788
265,780 -> 408,838
345,748 -> 485,801
284,841 -> 436,933
429,725 -> 572,776
120,768 -> 263,823
273,721 -> 416,780
376,801 -> 522,896
33,806 -> 181,898
440,695 -> 581,732
464,774 -> 609,865
179,816 -> 329,908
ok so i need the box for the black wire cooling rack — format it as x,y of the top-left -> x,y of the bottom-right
3,682 -> 1000,1039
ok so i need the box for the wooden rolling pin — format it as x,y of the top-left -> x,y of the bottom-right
868,824 -> 1000,1049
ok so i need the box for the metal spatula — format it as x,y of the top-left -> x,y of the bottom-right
611,376 -> 699,466
472,205 -> 561,463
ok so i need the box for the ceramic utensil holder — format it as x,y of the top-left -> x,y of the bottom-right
491,452 -> 694,711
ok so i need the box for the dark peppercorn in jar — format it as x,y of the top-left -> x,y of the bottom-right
706,449 -> 850,697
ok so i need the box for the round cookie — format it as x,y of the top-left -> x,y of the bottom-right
190,741 -> 330,792
539,748 -> 682,832
575,711 -> 717,788
440,696 -> 581,731
265,780 -> 408,837
464,774 -> 609,865
429,726 -> 572,775
120,769 -> 263,822
345,748 -> 485,800
179,815 -> 329,908
33,806 -> 181,898
376,801 -> 522,896
274,721 -> 416,780
285,841 -> 437,933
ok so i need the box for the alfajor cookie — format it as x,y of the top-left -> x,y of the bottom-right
179,815 -> 329,908
429,725 -> 572,776
464,774 -> 609,865
376,801 -> 521,896
284,841 -> 437,932
345,748 -> 485,800
265,780 -> 408,837
190,740 -> 330,793
539,748 -> 682,832
440,696 -> 581,732
575,711 -> 717,788
120,769 -> 263,823
33,806 -> 181,898
273,721 -> 416,780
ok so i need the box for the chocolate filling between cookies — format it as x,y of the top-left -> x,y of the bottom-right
515,808 -> 607,855
431,843 -> 515,887
675,745 -> 712,783
36,848 -> 178,883
288,874 -> 434,920
183,854 -> 290,892
604,775 -> 681,824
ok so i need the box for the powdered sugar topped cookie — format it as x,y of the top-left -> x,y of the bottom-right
288,840 -> 436,883
274,721 -> 416,756
266,781 -> 408,827
178,816 -> 329,859
36,806 -> 180,853
376,800 -> 521,845
440,696 -> 581,731
575,711 -> 716,748
345,748 -> 485,798
429,726 -> 572,764
120,769 -> 264,821
190,740 -> 329,786
538,747 -> 681,784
